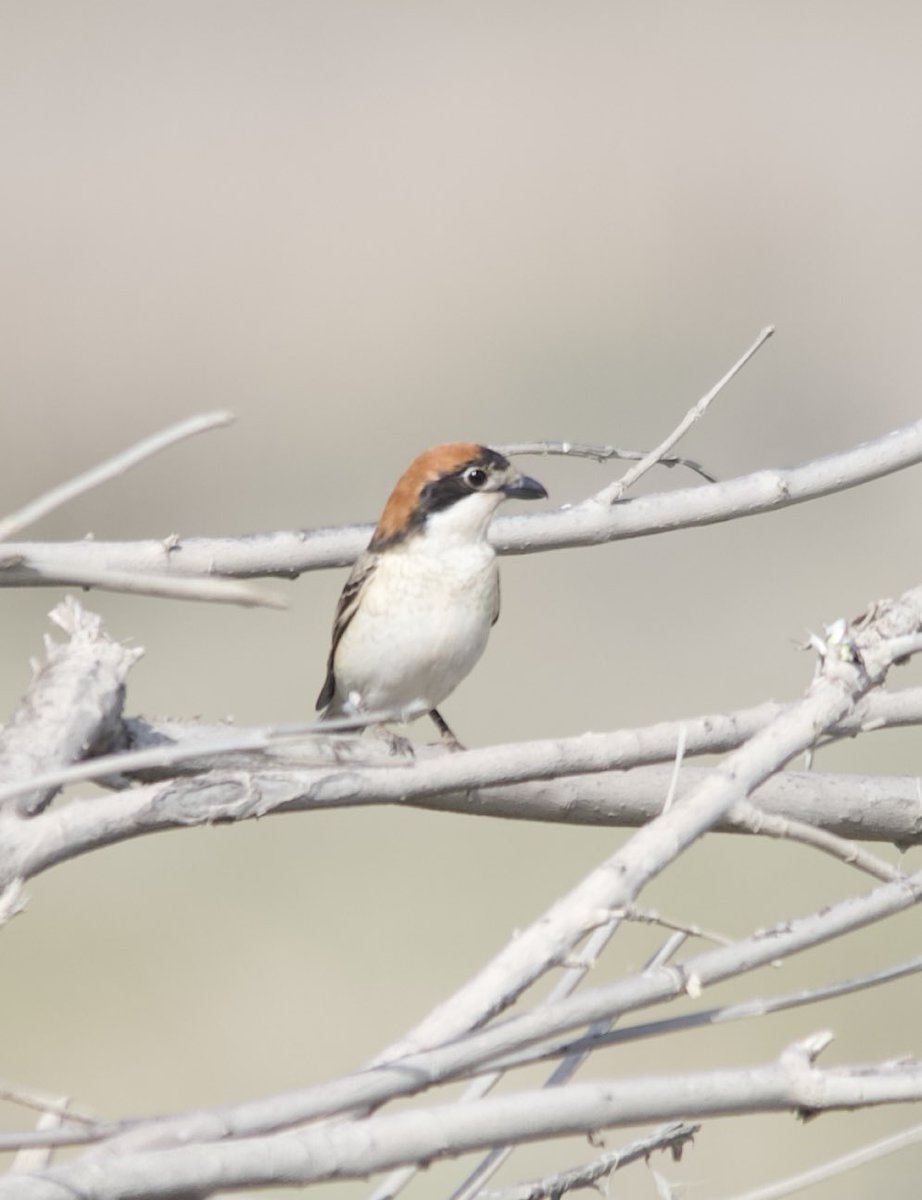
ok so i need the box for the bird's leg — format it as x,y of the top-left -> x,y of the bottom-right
371,724 -> 416,758
429,708 -> 465,751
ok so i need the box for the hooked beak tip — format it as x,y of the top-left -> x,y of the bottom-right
503,473 -> 548,501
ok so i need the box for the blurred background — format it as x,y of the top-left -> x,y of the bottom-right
3,2 -> 922,1196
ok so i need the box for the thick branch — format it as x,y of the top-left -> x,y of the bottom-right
3,763 -> 917,898
0,599 -> 140,816
6,862 -> 921,1160
1,417 -> 922,586
4,1050 -> 921,1198
113,683 -> 922,780
3,682 -> 921,897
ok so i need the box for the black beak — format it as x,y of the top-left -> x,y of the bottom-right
503,472 -> 548,501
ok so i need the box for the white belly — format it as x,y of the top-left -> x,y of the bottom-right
332,542 -> 499,716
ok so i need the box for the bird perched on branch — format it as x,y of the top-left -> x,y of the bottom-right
316,442 -> 547,746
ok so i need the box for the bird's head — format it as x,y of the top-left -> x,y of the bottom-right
371,443 -> 547,550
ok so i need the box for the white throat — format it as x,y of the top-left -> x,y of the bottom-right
419,491 -> 504,547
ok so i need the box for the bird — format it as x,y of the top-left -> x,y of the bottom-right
316,442 -> 547,746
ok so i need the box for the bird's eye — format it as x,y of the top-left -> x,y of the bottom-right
464,467 -> 488,489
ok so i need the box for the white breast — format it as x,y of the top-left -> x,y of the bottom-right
332,537 -> 499,717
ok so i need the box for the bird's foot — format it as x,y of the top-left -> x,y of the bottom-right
371,724 -> 416,758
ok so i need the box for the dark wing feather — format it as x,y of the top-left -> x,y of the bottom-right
316,552 -> 378,711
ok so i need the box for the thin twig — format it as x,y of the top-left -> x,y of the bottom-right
479,1122 -> 700,1200
0,412 -> 233,543
722,1118 -> 922,1200
593,326 -> 774,504
0,1082 -> 95,1125
439,931 -> 686,1200
502,955 -> 922,1073
11,561 -> 288,608
616,905 -> 733,947
497,441 -> 716,482
733,800 -> 904,883
372,586 -> 922,1066
4,870 -> 922,1160
359,908 -> 640,1200
10,1097 -> 73,1176
662,722 -> 686,814
434,752 -> 704,1200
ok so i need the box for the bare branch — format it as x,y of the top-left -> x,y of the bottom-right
372,922 -> 676,1200
619,905 -> 733,946
20,599 -> 905,1175
7,559 -> 288,608
0,708 -> 409,814
10,1097 -> 75,1177
496,440 -> 716,482
507,955 -> 922,1074
3,401 -> 922,1200
723,1119 -> 922,1200
731,799 -> 903,882
594,325 -> 773,503
2,414 -> 922,586
1,761 -> 915,899
436,933 -> 681,1200
3,1049 -> 922,1199
0,411 -> 232,543
0,880 -> 26,926
443,934 -> 689,1200
0,1082 -> 95,1125
0,598 -> 141,816
479,1122 -> 700,1200
3,697 -> 921,897
371,586 -> 922,1065
3,863 -> 921,1161
0,408 -> 285,605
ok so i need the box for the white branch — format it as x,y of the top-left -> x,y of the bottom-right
10,561 -> 288,607
723,1119 -> 922,1200
0,598 -> 141,816
3,693 -> 921,894
505,954 -> 922,1072
593,325 -> 773,503
369,586 -> 922,1066
1,416 -> 922,588
478,1122 -> 699,1200
3,1050 -> 921,1198
4,862 -> 921,1162
496,440 -> 715,481
0,411 -> 232,543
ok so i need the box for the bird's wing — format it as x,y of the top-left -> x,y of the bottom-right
316,551 -> 378,711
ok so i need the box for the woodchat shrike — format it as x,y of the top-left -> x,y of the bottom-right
317,442 -> 547,744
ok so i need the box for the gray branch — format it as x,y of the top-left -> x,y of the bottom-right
1,415 -> 922,589
3,1047 -> 922,1199
3,859 -> 920,1161
0,412 -> 232,543
2,671 -> 921,900
4,762 -> 919,900
0,599 -> 141,816
4,413 -> 922,1198
372,587 -> 922,1066
478,1123 -> 698,1200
